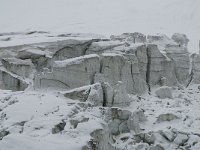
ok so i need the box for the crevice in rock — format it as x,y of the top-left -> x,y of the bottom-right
130,63 -> 136,91
101,84 -> 107,107
186,54 -> 195,87
146,47 -> 151,92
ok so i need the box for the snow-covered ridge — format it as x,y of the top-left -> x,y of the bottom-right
1,32 -> 200,149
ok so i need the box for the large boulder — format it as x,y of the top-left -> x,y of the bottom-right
155,86 -> 173,99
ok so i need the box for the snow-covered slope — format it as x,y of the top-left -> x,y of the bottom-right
0,0 -> 200,52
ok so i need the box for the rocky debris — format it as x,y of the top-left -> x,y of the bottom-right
52,121 -> 66,134
172,33 -> 189,47
0,130 -> 9,140
155,86 -> 173,99
135,132 -> 156,145
156,113 -> 179,123
106,108 -> 146,135
1,58 -> 34,78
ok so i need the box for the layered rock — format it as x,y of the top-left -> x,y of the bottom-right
17,48 -> 48,71
1,58 -> 34,78
0,68 -> 28,91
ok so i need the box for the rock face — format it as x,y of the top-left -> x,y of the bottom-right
0,69 -> 28,91
165,44 -> 190,85
63,82 -> 131,107
1,58 -> 34,78
191,54 -> 200,84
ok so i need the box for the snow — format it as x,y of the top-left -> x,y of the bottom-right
0,0 -> 200,53
53,54 -> 99,67
0,90 -> 104,150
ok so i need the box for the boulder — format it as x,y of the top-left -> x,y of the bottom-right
155,86 -> 173,99
52,121 -> 66,134
156,113 -> 179,123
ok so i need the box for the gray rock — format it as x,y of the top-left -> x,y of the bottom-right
155,86 -> 173,99
160,130 -> 177,142
156,113 -> 179,123
0,69 -> 28,91
149,144 -> 165,150
52,121 -> 66,134
0,130 -> 9,140
1,58 -> 34,78
165,44 -> 190,85
174,133 -> 189,146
